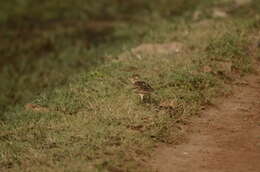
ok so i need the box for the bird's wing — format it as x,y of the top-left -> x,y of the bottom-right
134,81 -> 154,92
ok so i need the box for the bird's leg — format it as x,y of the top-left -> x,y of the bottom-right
147,94 -> 151,103
139,94 -> 144,102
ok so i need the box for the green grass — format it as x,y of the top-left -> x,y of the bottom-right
0,0 -> 212,23
0,17 -> 257,171
0,0 -> 208,114
0,0 -> 243,114
0,0 -> 259,171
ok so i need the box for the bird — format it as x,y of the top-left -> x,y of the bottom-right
129,74 -> 154,102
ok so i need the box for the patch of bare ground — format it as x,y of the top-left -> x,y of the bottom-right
150,61 -> 260,172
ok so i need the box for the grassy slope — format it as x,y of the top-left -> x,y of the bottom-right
1,1 -> 260,172
0,0 -> 210,115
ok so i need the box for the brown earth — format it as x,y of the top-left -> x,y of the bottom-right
150,61 -> 260,172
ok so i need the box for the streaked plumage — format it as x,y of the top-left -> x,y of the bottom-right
129,74 -> 154,102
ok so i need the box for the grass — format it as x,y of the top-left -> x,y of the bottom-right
1,0 -> 260,171
0,0 -> 214,114
0,0 -> 210,23
0,17 -> 257,171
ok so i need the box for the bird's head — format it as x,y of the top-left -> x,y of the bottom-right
129,74 -> 140,83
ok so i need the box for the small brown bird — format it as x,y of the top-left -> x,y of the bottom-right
129,74 -> 154,102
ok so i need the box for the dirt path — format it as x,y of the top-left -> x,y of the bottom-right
150,62 -> 260,172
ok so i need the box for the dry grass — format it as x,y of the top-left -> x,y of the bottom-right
1,1 -> 260,170
1,17 -> 257,171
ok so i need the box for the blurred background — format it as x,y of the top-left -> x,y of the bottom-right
0,0 -> 259,114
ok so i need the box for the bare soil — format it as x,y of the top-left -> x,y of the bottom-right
150,62 -> 260,172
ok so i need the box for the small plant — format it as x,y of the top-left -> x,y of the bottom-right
206,31 -> 252,73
